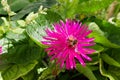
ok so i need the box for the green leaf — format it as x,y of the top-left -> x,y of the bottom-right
6,31 -> 26,41
11,2 -> 41,20
38,62 -> 62,80
76,64 -> 97,80
38,68 -> 55,80
1,39 -> 42,64
87,18 -> 120,48
88,66 -> 99,71
22,70 -> 35,80
107,49 -> 120,79
99,59 -> 117,80
9,20 -> 26,28
52,0 -> 79,18
1,60 -> 38,80
0,37 -> 13,54
110,49 -> 120,65
91,44 -> 104,54
94,71 -> 107,80
0,26 -> 5,38
0,0 -> 30,15
93,18 -> 120,46
89,22 -> 104,36
101,53 -> 120,67
53,0 -> 114,18
26,15 -> 49,48
45,10 -> 62,23
108,66 -> 120,79
0,63 -> 10,71
0,72 -> 3,80
11,0 -> 56,20
87,55 -> 99,65
26,12 -> 62,48
89,31 -> 120,48
77,0 -> 114,14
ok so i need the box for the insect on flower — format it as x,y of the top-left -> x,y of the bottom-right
42,19 -> 96,70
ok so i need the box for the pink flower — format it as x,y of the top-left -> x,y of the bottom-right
0,46 -> 2,54
42,19 -> 96,69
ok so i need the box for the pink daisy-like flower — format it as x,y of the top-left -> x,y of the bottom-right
42,19 -> 96,69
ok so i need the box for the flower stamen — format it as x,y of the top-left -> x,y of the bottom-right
67,35 -> 78,47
